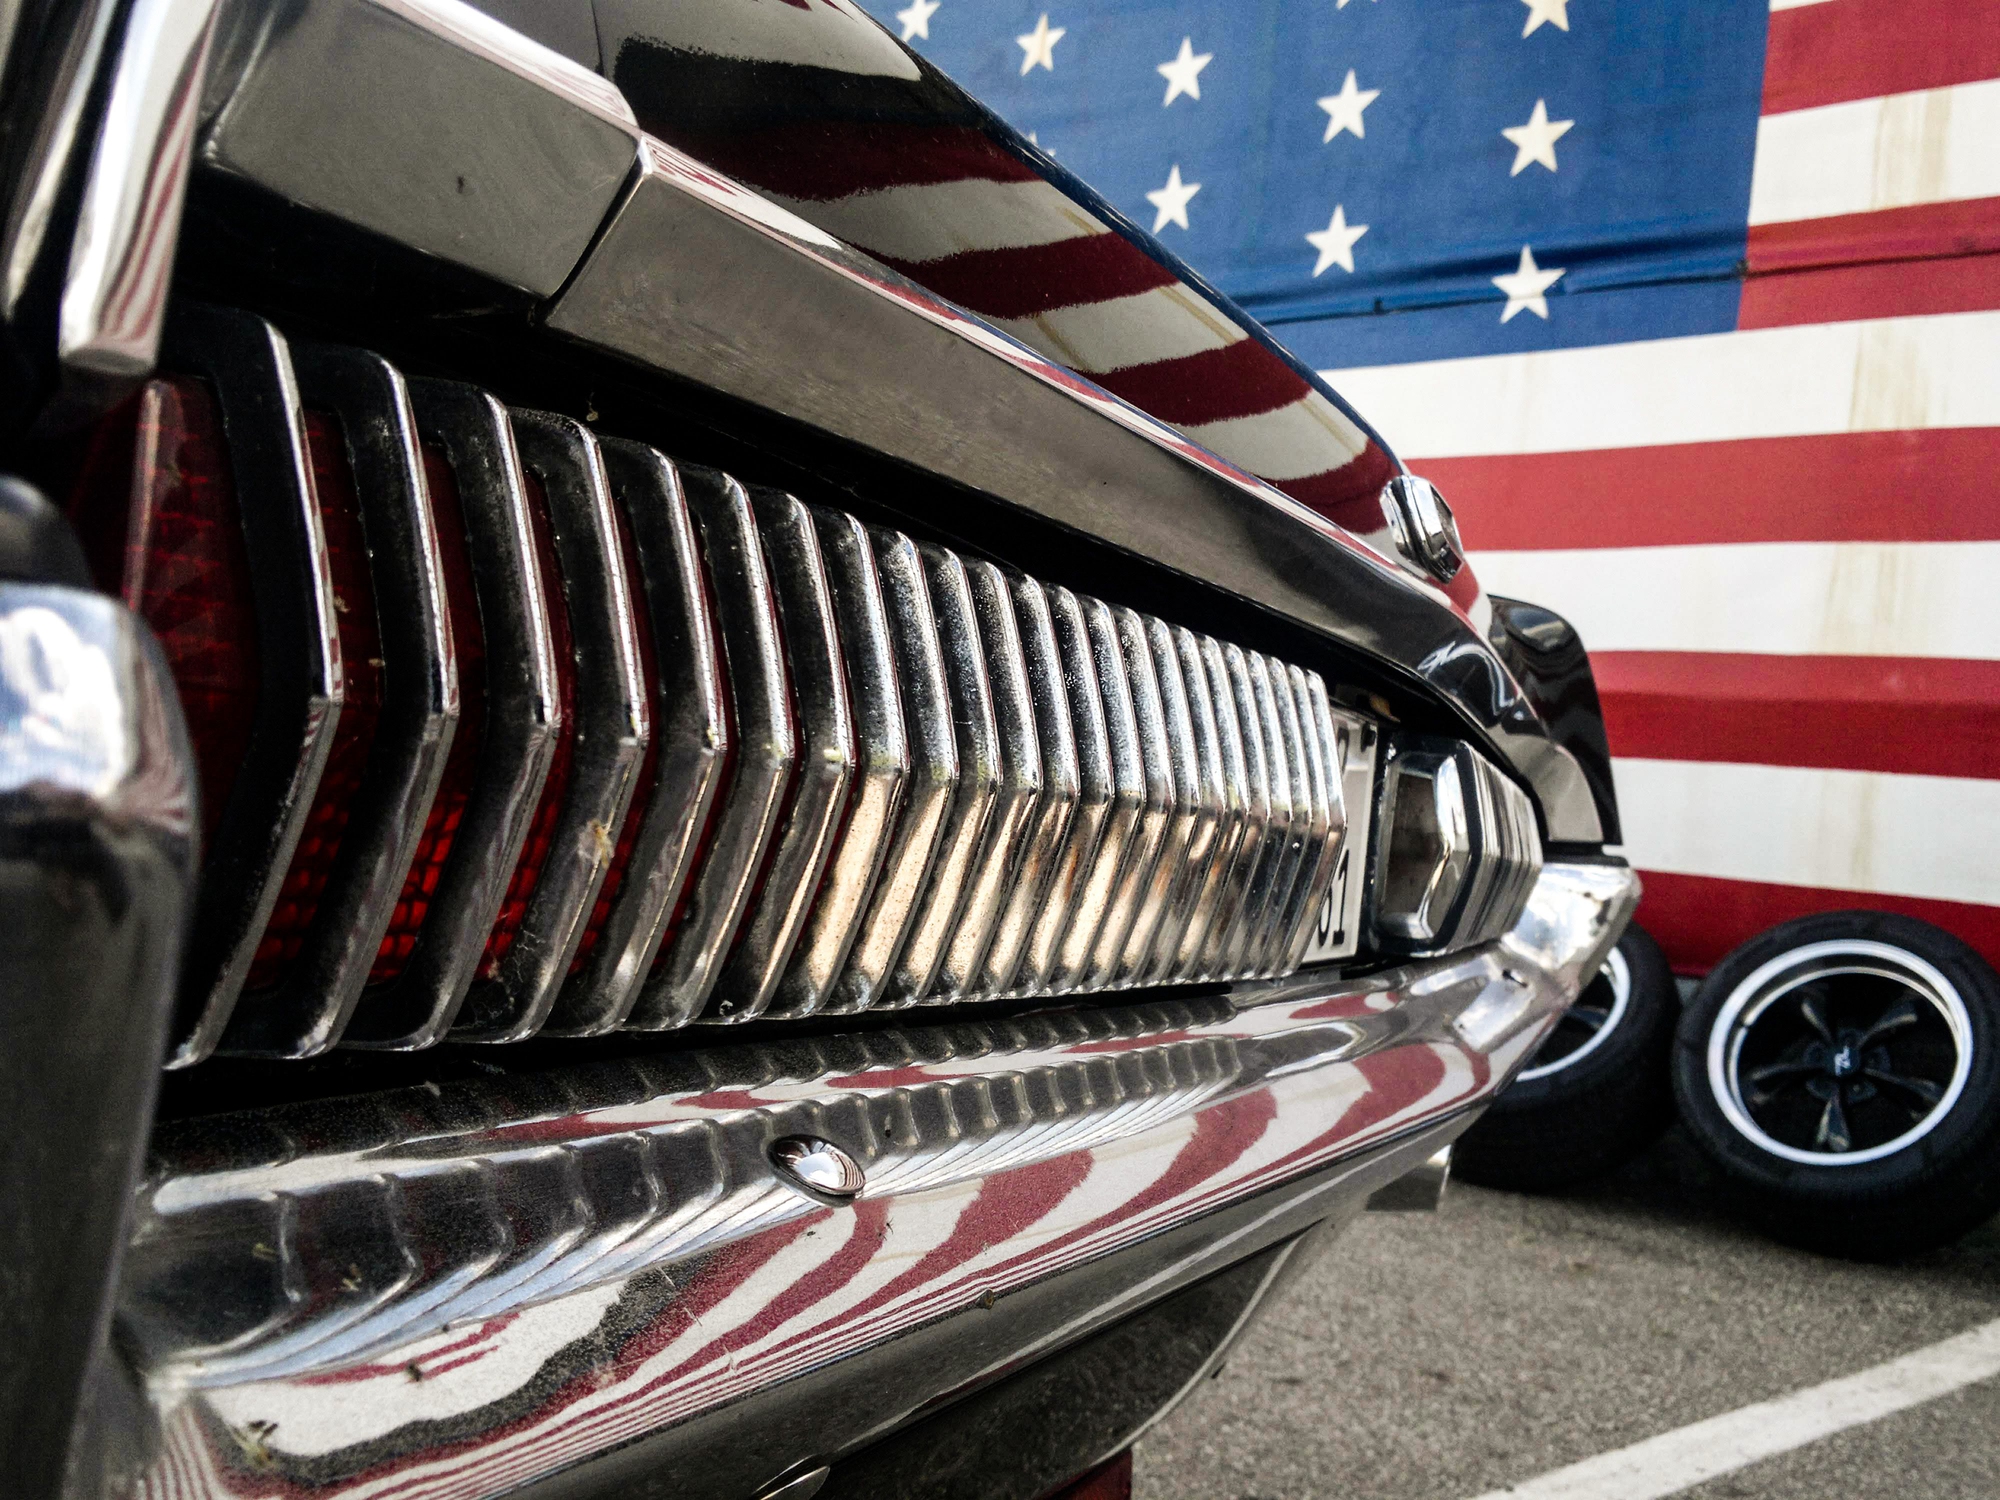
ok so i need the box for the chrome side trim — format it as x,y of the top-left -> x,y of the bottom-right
823,529 -> 953,1015
454,412 -> 648,1040
541,132 -> 1602,841
930,558 -> 1042,1002
116,863 -> 1640,1500
165,305 -> 341,1066
881,545 -> 999,1005
547,440 -> 727,1034
710,490 -> 854,1020
341,381 -> 557,1049
200,0 -> 638,295
217,343 -> 456,1057
60,0 -> 220,376
974,575 -> 1077,999
629,467 -> 792,1028
768,509 -> 909,1018
1015,585 -> 1111,998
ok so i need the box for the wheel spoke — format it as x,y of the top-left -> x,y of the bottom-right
1858,997 -> 1921,1048
1814,1089 -> 1853,1153
1797,988 -> 1834,1044
1864,1067 -> 1944,1108
1565,1005 -> 1612,1034
1746,1060 -> 1818,1086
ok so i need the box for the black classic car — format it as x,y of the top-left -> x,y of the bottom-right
0,0 -> 1636,1496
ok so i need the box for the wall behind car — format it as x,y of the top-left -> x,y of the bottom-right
871,0 -> 2000,975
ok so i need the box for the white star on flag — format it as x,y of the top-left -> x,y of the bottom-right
896,0 -> 938,41
1017,13 -> 1064,75
1157,37 -> 1211,107
1306,206 -> 1368,275
1146,165 -> 1201,232
1502,99 -> 1573,175
1520,0 -> 1570,37
1492,246 -> 1565,321
1318,70 -> 1380,142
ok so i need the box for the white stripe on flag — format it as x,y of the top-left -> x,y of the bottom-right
1468,541 -> 2000,661
1613,757 -> 2000,909
1321,311 -> 2000,458
995,281 -> 1245,373
1750,77 -> 2000,219
1180,391 -> 1370,480
767,177 -> 1106,265
1768,0 -> 1837,9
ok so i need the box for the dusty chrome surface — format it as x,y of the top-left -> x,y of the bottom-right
59,0 -> 219,377
115,862 -> 1637,1500
633,467 -> 793,1028
547,441 -> 726,1035
340,381 -> 558,1050
217,345 -> 456,1058
199,0 -> 637,295
455,412 -> 648,1041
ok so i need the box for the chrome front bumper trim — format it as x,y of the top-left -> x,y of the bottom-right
119,860 -> 1637,1499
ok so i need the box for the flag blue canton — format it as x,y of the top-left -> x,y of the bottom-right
863,0 -> 1770,367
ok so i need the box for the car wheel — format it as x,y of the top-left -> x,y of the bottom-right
1672,911 -> 2000,1260
1454,922 -> 1678,1192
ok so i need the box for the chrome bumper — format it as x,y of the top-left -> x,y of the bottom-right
118,860 -> 1636,1499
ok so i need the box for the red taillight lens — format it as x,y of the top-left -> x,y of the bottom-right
572,485 -> 657,970
478,468 -> 574,976
371,444 -> 483,983
67,379 -> 259,842
246,412 -> 383,989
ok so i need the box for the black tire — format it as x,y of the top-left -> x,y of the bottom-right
1455,922 -> 1678,1192
1672,911 -> 2000,1261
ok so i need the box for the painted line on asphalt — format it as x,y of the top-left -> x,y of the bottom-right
1469,1315 -> 2000,1500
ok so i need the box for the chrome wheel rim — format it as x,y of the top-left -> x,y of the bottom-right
1706,939 -> 1971,1167
1519,945 -> 1632,1082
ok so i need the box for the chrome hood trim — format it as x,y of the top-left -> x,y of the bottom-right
118,860 -> 1637,1498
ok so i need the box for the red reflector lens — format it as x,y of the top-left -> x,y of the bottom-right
480,468 -> 574,976
371,444 -> 483,983
246,412 -> 382,989
67,378 -> 259,843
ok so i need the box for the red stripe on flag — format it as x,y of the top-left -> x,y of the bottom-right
1595,652 -> 2000,780
1635,869 -> 2000,976
879,232 -> 1179,322
1432,428 -> 2000,551
1740,251 -> 2000,329
1747,197 -> 2000,276
1089,338 -> 1313,424
1763,0 -> 2000,117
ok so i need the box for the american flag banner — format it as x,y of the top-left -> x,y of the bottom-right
863,0 -> 2000,975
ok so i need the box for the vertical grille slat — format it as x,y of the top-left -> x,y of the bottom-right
627,466 -> 795,1029
216,344 -> 457,1058
767,509 -> 910,1019
973,576 -> 1078,999
1049,596 -> 1143,992
822,529 -> 956,1015
931,559 -> 1044,1002
707,489 -> 856,1021
881,545 -> 1001,1006
152,336 -> 1411,1059
546,440 -> 727,1035
1014,585 -> 1113,998
451,412 -> 650,1041
162,306 -> 343,1066
341,381 -> 559,1051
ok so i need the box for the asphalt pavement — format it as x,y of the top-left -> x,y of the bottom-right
1134,1130 -> 2000,1500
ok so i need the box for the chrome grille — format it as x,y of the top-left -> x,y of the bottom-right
152,315 -> 1381,1062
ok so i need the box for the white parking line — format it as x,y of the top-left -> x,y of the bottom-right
1469,1315 -> 2000,1500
